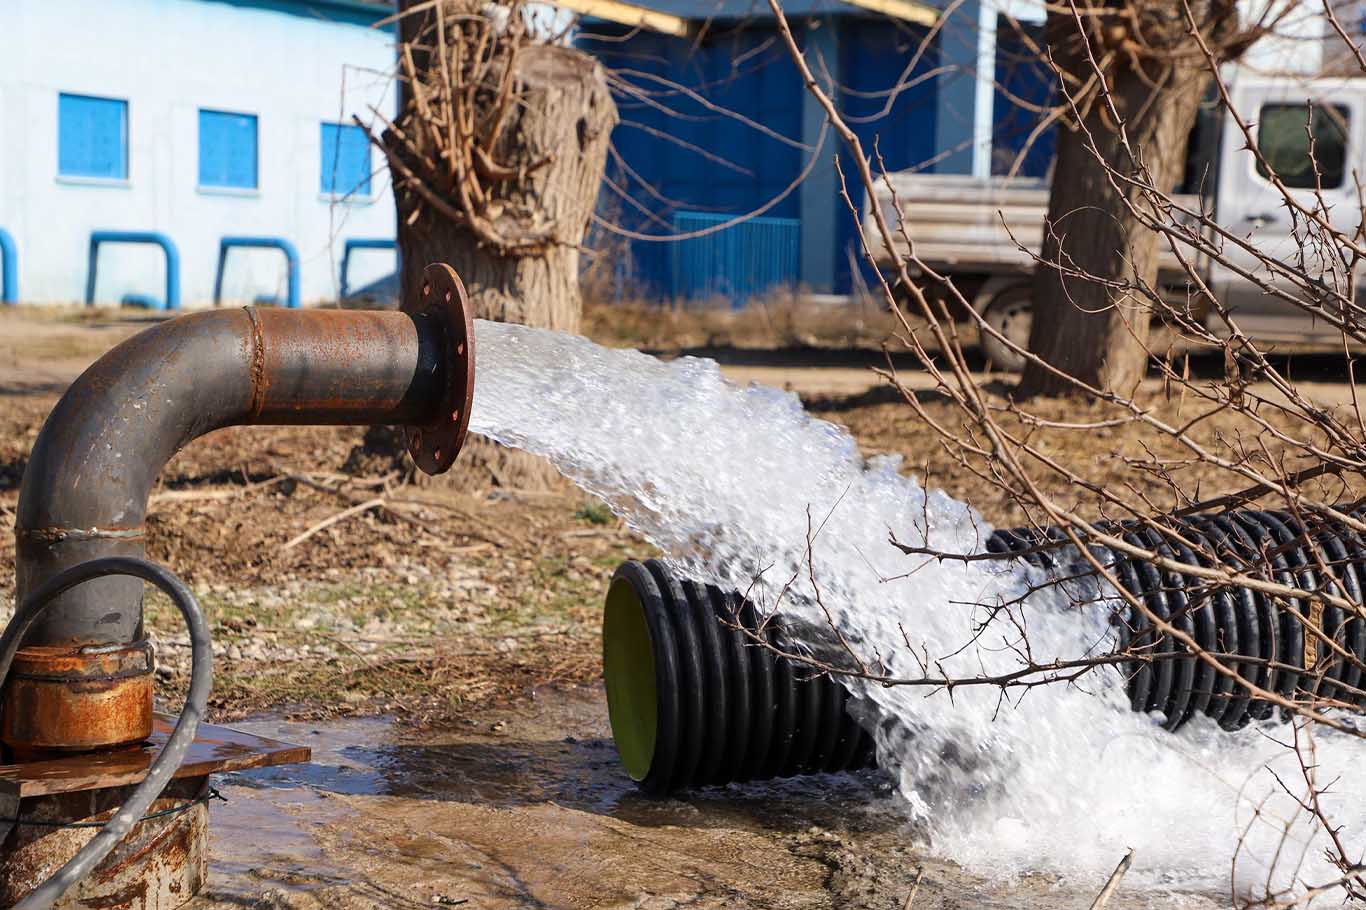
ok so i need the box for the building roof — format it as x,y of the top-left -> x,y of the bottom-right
562,0 -> 938,38
203,0 -> 395,28
623,0 -> 931,21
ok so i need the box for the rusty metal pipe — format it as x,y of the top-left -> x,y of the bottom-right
6,263 -> 474,752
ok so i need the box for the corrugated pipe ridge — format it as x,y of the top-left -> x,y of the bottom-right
605,559 -> 876,795
988,509 -> 1366,732
606,510 -> 1366,794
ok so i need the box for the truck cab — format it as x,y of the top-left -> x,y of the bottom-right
1210,75 -> 1364,343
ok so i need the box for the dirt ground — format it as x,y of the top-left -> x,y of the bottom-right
0,303 -> 1348,908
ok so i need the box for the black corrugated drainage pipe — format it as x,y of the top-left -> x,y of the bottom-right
603,560 -> 876,795
604,510 -> 1366,793
2,263 -> 475,756
988,511 -> 1366,730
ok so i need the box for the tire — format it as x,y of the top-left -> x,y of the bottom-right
979,283 -> 1033,373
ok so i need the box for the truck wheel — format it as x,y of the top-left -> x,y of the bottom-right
979,284 -> 1032,373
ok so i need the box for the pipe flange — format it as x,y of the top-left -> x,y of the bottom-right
401,263 -> 476,475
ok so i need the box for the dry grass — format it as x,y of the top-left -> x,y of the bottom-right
583,289 -> 913,352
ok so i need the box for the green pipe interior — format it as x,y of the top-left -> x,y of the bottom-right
603,576 -> 657,781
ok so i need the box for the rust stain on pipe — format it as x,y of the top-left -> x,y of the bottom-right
2,644 -> 154,756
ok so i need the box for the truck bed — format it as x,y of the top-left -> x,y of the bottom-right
862,173 -> 1204,276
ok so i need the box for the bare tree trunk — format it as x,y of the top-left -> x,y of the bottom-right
1018,2 -> 1236,398
381,2 -> 617,487
394,44 -> 615,333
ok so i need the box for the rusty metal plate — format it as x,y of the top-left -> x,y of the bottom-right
0,776 -> 209,910
0,716 -> 310,799
401,262 -> 475,475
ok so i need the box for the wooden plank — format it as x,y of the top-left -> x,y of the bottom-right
552,0 -> 689,36
840,0 -> 937,25
0,716 -> 310,798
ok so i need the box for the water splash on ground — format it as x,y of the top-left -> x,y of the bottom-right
468,320 -> 1366,898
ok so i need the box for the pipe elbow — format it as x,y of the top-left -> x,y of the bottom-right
15,265 -> 474,649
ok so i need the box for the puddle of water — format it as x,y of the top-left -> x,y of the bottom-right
193,688 -> 907,906
193,687 -> 1219,909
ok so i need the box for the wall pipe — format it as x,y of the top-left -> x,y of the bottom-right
3,262 -> 475,755
340,238 -> 398,299
0,229 -> 16,305
213,236 -> 301,309
86,231 -> 181,310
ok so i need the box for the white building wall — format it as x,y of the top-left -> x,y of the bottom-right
0,0 -> 399,306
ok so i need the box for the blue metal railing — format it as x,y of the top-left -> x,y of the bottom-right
340,238 -> 397,299
86,231 -> 181,310
0,229 -> 16,305
214,236 -> 301,309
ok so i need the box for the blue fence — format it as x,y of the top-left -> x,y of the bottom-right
214,236 -> 300,308
670,212 -> 800,305
86,231 -> 181,310
0,229 -> 16,305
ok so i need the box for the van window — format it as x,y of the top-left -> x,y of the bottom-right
1256,103 -> 1349,189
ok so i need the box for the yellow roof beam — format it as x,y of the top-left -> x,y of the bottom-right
841,0 -> 938,25
558,0 -> 691,36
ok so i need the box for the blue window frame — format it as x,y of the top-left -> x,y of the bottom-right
58,93 -> 128,180
199,109 -> 258,190
320,123 -> 372,197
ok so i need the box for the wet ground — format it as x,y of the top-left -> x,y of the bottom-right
194,687 -> 1221,910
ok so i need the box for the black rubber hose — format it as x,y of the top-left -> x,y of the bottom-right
979,510 -> 1366,730
1163,525 -> 1216,727
734,593 -> 775,783
607,561 -> 681,795
1122,527 -> 1177,716
782,660 -> 823,778
1237,512 -> 1305,706
1107,542 -> 1153,715
764,640 -> 799,779
0,557 -> 211,910
681,577 -> 729,786
710,586 -> 751,786
1304,517 -> 1351,703
1333,525 -> 1366,702
606,505 -> 1366,792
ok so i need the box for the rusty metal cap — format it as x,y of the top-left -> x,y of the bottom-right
3,642 -> 155,753
10,641 -> 154,681
401,263 -> 476,475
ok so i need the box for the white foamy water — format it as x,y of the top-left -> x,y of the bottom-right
469,320 -> 1366,901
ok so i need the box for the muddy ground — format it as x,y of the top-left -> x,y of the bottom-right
0,304 -> 1344,908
